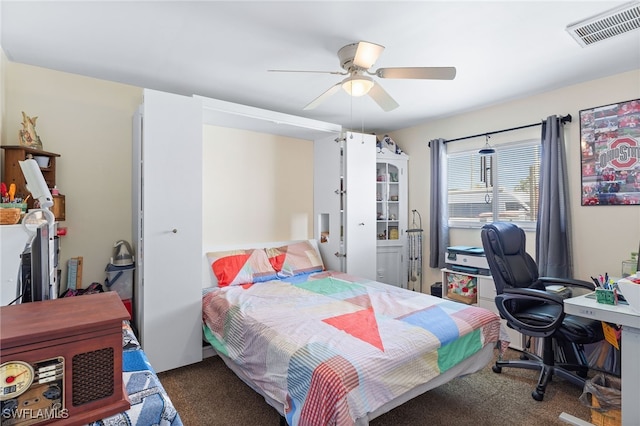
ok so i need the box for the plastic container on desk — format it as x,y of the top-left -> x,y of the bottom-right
105,263 -> 135,300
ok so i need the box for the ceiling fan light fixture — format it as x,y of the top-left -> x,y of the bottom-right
342,75 -> 374,97
284,40 -> 456,111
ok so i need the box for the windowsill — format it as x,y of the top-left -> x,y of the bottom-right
449,221 -> 536,232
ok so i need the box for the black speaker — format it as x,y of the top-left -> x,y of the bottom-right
72,348 -> 115,406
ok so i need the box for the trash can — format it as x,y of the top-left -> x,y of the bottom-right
105,263 -> 135,300
579,373 -> 621,426
431,282 -> 442,298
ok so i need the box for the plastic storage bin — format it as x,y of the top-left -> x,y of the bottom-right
431,282 -> 442,298
105,263 -> 135,299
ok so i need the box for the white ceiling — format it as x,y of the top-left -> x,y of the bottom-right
2,1 -> 639,134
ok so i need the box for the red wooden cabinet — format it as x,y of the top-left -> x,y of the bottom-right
0,292 -> 130,425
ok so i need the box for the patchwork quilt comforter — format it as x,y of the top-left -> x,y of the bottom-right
202,271 -> 503,426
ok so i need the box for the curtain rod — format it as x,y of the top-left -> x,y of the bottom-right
443,114 -> 572,144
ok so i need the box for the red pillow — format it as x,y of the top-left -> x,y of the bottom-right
207,249 -> 278,287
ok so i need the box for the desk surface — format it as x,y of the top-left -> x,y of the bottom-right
564,293 -> 640,328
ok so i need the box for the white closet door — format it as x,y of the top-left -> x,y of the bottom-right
138,89 -> 203,372
344,132 -> 376,280
314,134 -> 343,272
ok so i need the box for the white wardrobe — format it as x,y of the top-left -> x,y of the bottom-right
133,89 -> 343,372
313,132 -> 377,280
133,89 -> 204,373
133,89 -> 407,372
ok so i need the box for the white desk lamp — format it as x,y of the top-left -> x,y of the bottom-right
19,159 -> 54,210
18,159 -> 57,299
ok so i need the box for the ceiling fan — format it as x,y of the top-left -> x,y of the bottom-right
269,41 -> 456,112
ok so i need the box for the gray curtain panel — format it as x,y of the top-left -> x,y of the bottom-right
429,138 -> 449,268
536,115 -> 573,278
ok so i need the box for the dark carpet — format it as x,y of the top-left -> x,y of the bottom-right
158,349 -> 594,426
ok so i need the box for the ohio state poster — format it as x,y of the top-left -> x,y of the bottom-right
580,99 -> 640,206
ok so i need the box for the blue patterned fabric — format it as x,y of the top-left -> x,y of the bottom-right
89,322 -> 183,426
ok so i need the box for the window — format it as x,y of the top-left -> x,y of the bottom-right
447,139 -> 540,229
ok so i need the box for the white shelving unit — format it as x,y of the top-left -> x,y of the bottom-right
375,149 -> 408,289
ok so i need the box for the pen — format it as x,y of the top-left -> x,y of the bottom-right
591,276 -> 601,288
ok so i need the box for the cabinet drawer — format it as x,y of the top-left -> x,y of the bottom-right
477,296 -> 497,313
477,276 -> 496,299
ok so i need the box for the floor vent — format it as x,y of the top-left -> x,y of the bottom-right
566,1 -> 640,47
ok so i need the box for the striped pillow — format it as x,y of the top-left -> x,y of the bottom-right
266,241 -> 324,277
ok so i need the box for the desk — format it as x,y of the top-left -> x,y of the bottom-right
564,294 -> 640,426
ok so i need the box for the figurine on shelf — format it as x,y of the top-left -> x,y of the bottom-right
380,135 -> 402,154
19,111 -> 43,150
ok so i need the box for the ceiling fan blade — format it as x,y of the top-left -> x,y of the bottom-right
268,69 -> 346,75
368,82 -> 399,112
303,82 -> 342,110
375,67 -> 457,80
353,41 -> 385,69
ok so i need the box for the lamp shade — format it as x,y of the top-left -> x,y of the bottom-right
342,75 -> 374,97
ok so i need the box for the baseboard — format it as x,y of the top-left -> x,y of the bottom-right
202,345 -> 216,359
558,412 -> 592,426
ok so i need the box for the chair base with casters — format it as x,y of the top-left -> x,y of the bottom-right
494,336 -> 590,401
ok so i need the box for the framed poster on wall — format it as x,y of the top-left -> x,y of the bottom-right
580,99 -> 640,206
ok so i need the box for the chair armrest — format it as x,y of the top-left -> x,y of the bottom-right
496,288 -> 566,338
539,277 -> 595,291
505,287 -> 566,304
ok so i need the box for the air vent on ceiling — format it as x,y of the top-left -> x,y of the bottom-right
566,1 -> 640,47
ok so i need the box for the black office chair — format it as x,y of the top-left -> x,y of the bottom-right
480,222 -> 604,401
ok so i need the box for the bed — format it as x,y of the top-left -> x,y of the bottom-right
201,240 -> 506,426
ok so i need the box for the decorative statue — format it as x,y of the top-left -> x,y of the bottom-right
19,111 -> 43,150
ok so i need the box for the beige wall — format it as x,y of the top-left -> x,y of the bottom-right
2,62 -> 142,290
389,69 -> 640,289
202,125 -> 314,246
1,49 -> 6,145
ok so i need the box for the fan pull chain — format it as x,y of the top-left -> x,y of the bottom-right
349,91 -> 354,138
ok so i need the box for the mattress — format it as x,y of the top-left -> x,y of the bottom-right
202,270 -> 506,426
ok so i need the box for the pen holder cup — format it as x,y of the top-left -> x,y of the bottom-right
595,289 -> 616,305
